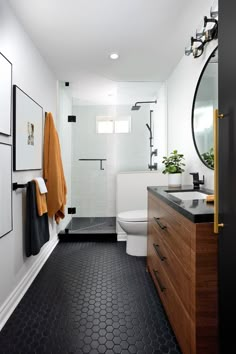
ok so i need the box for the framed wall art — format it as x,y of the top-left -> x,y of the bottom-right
0,143 -> 12,238
13,85 -> 43,171
0,52 -> 12,136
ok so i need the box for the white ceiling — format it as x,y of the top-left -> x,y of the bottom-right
9,0 -> 214,104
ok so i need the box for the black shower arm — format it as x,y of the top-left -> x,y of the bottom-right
134,100 -> 157,107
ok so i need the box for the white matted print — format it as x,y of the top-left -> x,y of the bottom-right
13,85 -> 43,170
0,143 -> 12,238
0,53 -> 12,136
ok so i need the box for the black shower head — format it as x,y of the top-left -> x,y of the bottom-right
131,100 -> 157,111
131,105 -> 141,111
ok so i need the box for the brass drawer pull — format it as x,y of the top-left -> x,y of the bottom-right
153,270 -> 166,292
153,244 -> 166,261
154,217 -> 167,230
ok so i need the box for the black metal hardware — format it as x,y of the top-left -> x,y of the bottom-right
131,100 -> 157,111
153,244 -> 166,261
154,217 -> 167,230
68,207 -> 76,215
65,82 -> 69,86
147,110 -> 158,170
189,172 -> 205,189
203,16 -> 218,41
151,149 -> 158,157
68,115 -> 76,123
148,162 -> 157,171
13,182 -> 27,191
185,15 -> 218,59
153,270 -> 166,292
79,159 -> 107,171
100,160 -> 104,170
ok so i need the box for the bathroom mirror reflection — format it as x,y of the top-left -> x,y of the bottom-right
192,47 -> 218,170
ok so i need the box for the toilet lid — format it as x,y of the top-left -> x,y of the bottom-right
118,209 -> 147,222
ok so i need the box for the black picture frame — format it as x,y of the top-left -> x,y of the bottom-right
0,143 -> 13,238
13,85 -> 43,171
0,52 -> 12,136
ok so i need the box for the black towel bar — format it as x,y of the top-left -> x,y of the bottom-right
13,179 -> 47,191
13,182 -> 28,191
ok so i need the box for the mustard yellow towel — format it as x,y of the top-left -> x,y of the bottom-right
34,179 -> 48,216
43,112 -> 67,223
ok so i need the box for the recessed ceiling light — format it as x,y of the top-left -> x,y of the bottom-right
110,53 -> 119,60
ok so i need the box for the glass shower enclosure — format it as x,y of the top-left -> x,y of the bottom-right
58,81 -> 159,239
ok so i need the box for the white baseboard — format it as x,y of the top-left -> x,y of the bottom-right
117,231 -> 127,241
0,236 -> 59,331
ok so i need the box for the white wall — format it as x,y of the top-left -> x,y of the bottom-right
167,40 -> 218,190
0,0 -> 57,323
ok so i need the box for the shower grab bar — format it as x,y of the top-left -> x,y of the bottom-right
79,159 -> 107,170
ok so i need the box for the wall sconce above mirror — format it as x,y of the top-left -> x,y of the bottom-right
185,3 -> 218,59
192,47 -> 218,170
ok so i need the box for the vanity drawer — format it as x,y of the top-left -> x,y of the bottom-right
148,195 -> 166,243
148,256 -> 191,354
148,224 -> 190,312
149,194 -> 192,275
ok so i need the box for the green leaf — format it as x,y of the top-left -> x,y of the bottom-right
162,149 -> 185,174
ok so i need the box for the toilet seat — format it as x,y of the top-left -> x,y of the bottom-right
118,209 -> 147,222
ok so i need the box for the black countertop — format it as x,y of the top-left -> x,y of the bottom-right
147,185 -> 214,223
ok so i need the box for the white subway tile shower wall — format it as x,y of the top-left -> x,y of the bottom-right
72,104 -> 152,217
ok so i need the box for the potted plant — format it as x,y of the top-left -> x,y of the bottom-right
201,147 -> 214,169
162,150 -> 185,187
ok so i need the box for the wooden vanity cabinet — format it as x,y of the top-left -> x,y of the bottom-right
147,191 -> 218,354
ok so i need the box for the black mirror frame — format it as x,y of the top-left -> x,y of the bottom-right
191,46 -> 218,170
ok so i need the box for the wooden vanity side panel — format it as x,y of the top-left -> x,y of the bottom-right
191,223 -> 219,354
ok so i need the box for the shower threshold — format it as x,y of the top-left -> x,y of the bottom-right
59,217 -> 117,242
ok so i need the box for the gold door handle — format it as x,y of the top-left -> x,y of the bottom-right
214,109 -> 224,233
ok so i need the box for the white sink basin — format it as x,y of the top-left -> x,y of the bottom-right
168,191 -> 208,201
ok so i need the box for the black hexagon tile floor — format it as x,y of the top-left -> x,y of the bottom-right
0,242 -> 182,354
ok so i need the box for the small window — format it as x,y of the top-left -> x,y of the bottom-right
114,117 -> 131,133
96,115 -> 131,134
96,116 -> 113,134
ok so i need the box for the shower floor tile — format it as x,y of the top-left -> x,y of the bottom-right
59,217 -> 117,241
0,242 -> 181,354
66,217 -> 116,234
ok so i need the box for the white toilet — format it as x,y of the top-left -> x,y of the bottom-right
117,209 -> 148,256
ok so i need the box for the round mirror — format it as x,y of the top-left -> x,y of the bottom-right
192,47 -> 218,169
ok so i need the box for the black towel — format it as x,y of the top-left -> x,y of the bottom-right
25,181 -> 50,257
